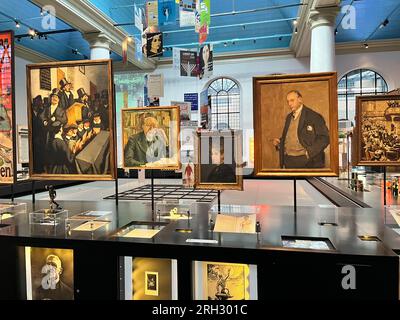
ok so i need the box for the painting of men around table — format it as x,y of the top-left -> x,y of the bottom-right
122,106 -> 180,170
27,59 -> 116,180
0,31 -> 14,184
355,95 -> 400,165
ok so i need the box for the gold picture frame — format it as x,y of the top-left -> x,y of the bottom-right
26,59 -> 116,181
194,130 -> 243,190
145,271 -> 159,296
121,106 -> 180,170
253,72 -> 339,177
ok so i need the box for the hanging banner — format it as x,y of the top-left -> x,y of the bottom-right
198,44 -> 213,79
0,31 -> 14,184
179,0 -> 196,11
134,4 -> 144,31
200,88 -> 211,129
146,1 -> 159,27
171,101 -> 191,123
184,93 -> 198,111
199,25 -> 208,44
199,0 -> 210,28
180,50 -> 197,77
147,74 -> 164,97
179,0 -> 196,27
145,32 -> 163,58
159,0 -> 177,25
173,47 -> 183,72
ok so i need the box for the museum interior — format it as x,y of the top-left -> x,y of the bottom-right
0,0 -> 399,301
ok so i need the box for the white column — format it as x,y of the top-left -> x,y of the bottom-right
83,32 -> 111,60
309,7 -> 339,72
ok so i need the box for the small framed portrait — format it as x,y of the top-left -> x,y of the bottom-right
145,271 -> 159,296
354,95 -> 400,165
146,32 -> 163,58
253,72 -> 339,177
195,130 -> 243,190
122,106 -> 180,170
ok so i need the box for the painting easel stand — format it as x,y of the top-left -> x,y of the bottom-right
293,178 -> 297,213
383,166 -> 387,206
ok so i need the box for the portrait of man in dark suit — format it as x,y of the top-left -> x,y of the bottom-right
272,90 -> 330,169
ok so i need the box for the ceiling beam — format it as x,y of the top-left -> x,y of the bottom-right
15,43 -> 55,63
30,0 -> 155,71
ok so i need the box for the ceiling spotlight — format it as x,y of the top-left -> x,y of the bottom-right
242,25 -> 246,30
28,29 -> 36,36
127,36 -> 133,43
335,28 -> 338,35
44,35 -> 48,40
364,43 -> 369,49
380,18 -> 389,29
40,8 -> 44,16
30,36 -> 34,40
293,19 -> 298,26
253,39 -> 256,44
72,49 -> 78,54
15,20 -> 20,28
16,37 -> 21,42
278,36 -> 282,41
294,27 -> 298,34
232,41 -> 235,45
223,42 -> 227,47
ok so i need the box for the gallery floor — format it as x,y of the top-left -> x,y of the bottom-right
16,179 -> 335,207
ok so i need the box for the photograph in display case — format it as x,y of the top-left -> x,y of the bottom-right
281,236 -> 335,251
354,95 -> 400,165
194,261 -> 257,300
195,130 -> 243,190
145,271 -> 159,296
0,30 -> 15,184
26,59 -> 116,180
25,247 -> 74,300
253,72 -> 339,176
122,106 -> 180,169
112,221 -> 168,239
123,257 -> 178,300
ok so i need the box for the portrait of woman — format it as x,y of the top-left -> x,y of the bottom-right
146,32 -> 163,58
199,44 -> 213,79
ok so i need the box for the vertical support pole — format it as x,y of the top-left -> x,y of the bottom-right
32,180 -> 36,204
115,177 -> 119,207
383,166 -> 387,206
218,190 -> 221,213
10,184 -> 14,202
151,169 -> 155,221
294,178 -> 297,213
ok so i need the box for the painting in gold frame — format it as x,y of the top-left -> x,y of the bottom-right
194,130 -> 243,190
253,72 -> 339,177
26,59 -> 116,181
354,95 -> 400,166
122,106 -> 180,170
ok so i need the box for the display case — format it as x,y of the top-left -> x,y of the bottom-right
29,209 -> 68,235
156,201 -> 192,221
111,221 -> 168,239
208,205 -> 260,234
384,205 -> 400,235
0,202 -> 27,223
65,211 -> 113,238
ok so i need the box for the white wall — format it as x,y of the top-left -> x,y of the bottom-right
336,50 -> 400,91
15,56 -> 31,127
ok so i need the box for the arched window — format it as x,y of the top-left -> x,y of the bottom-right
207,77 -> 240,130
338,69 -> 388,123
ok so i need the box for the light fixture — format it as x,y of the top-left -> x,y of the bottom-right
30,36 -> 34,40
364,43 -> 369,49
40,8 -> 44,16
242,25 -> 245,30
380,18 -> 389,29
15,20 -> 20,28
16,37 -> 20,42
293,19 -> 298,26
335,28 -> 338,35
127,36 -> 133,43
28,29 -> 36,36
223,42 -> 227,47
294,27 -> 298,34
278,36 -> 282,41
232,41 -> 235,45
44,35 -> 48,40
253,39 -> 256,44
72,49 -> 78,55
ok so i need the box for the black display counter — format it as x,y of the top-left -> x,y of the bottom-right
0,200 -> 398,300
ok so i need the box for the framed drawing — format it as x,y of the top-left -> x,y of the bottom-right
354,95 -> 400,165
144,271 -> 159,296
0,30 -> 16,184
122,106 -> 180,170
253,72 -> 339,177
194,130 -> 243,190
26,59 -> 116,180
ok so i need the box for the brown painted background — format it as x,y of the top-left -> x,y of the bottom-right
260,80 -> 331,169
